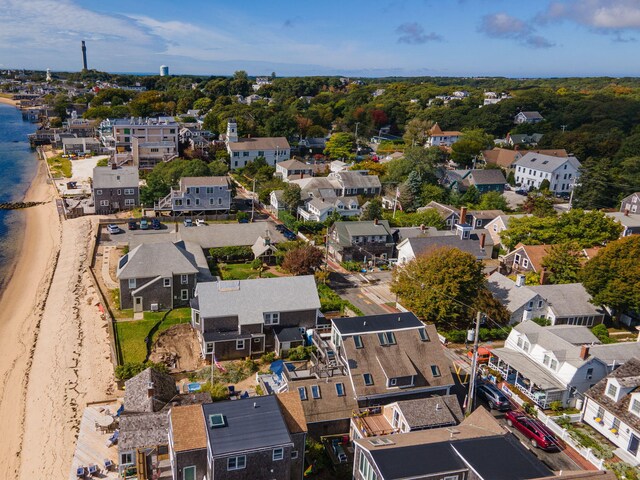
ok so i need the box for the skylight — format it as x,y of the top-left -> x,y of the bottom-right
418,328 -> 429,342
298,387 -> 307,401
311,385 -> 321,399
364,373 -> 374,386
353,335 -> 363,349
209,414 -> 225,428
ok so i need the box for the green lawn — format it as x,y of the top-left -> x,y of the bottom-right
47,155 -> 72,178
115,308 -> 192,363
219,263 -> 276,280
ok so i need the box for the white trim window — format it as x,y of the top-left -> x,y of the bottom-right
181,289 -> 189,300
264,312 -> 280,325
205,343 -> 213,354
630,398 -> 640,416
273,447 -> 284,461
607,382 -> 618,399
236,339 -> 245,350
100,200 -> 109,207
128,279 -> 136,289
227,456 -> 246,471
124,199 -> 136,206
164,278 -> 171,287
181,274 -> 188,284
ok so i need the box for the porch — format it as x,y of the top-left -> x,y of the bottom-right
489,348 -> 566,409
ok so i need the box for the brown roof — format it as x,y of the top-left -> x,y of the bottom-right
482,148 -> 522,169
343,324 -> 454,398
513,243 -> 554,272
429,123 -> 461,137
227,136 -> 290,151
276,392 -> 308,434
180,176 -> 230,187
170,404 -> 208,452
292,376 -> 358,424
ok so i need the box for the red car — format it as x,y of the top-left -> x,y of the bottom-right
505,411 -> 560,450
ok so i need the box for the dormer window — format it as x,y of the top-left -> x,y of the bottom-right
630,398 -> 640,416
606,382 -> 618,399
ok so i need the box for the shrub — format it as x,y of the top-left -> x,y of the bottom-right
251,258 -> 263,270
236,211 -> 249,223
261,352 -> 277,364
115,361 -> 169,381
209,246 -> 253,262
243,358 -> 259,373
591,324 -> 616,344
522,402 -> 537,416
341,260 -> 362,272
286,345 -> 316,361
549,401 -> 563,412
255,384 -> 264,396
201,382 -> 230,402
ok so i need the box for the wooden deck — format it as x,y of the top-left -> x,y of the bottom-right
69,400 -> 122,480
356,414 -> 395,437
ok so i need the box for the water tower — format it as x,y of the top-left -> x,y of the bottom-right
160,65 -> 169,76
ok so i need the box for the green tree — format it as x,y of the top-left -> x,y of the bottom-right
541,242 -> 583,284
539,179 -> 551,191
507,171 -> 516,186
405,171 -> 423,211
403,118 -> 432,146
324,132 -> 354,159
522,191 -> 556,217
581,236 -> 640,314
420,184 -> 446,205
360,197 -> 383,221
591,324 -> 615,344
282,183 -> 302,213
477,191 -> 508,211
208,160 -> 229,176
460,185 -> 481,206
391,247 -> 486,329
201,382 -> 230,401
500,216 -> 558,250
451,129 -> 493,167
281,245 -> 324,275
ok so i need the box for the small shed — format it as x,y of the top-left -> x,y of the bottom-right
274,327 -> 306,357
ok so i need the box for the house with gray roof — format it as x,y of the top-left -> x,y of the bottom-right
276,159 -> 314,181
582,357 -> 640,466
507,133 -> 544,147
489,321 -> 640,408
514,152 -> 581,194
117,242 -> 201,312
297,196 -> 360,222
606,211 -> 640,237
169,394 -> 308,480
514,111 -> 544,124
154,176 -> 232,213
442,169 -> 507,194
190,276 -> 321,360
92,165 -> 139,215
327,220 -> 395,262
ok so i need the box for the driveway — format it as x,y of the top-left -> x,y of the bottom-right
503,190 -> 527,209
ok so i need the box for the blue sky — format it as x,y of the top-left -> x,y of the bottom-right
1,0 -> 640,77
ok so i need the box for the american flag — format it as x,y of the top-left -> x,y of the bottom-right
213,354 -> 227,372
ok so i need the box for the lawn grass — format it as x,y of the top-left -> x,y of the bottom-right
47,155 -> 72,178
220,263 -> 276,280
116,308 -> 192,363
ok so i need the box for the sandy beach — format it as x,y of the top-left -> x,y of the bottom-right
0,160 -> 116,479
0,96 -> 18,107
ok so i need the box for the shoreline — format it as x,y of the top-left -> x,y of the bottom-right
0,96 -> 18,107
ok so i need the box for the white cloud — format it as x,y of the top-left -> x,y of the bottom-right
478,13 -> 555,49
539,0 -> 640,30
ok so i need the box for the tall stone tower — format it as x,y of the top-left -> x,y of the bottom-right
226,118 -> 238,143
81,41 -> 88,70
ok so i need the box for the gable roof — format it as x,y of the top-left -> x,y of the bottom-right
124,367 -> 177,413
194,276 -> 320,324
227,136 -> 290,151
333,312 -> 423,335
487,272 -> 538,313
92,166 -> 139,189
483,148 -> 522,168
119,411 -> 169,451
517,111 -> 544,120
179,176 -> 230,188
331,220 -> 393,247
510,243 -> 554,272
514,152 -> 581,173
277,159 -> 311,171
203,395 -> 292,456
585,357 -> 640,432
117,242 -> 199,280
528,283 -> 603,318
465,169 -> 507,186
402,235 -> 489,260
276,391 -> 308,434
330,171 -> 382,190
342,323 -> 454,398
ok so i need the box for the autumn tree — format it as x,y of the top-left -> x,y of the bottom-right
324,132 -> 354,159
451,129 -> 494,167
282,245 -> 324,275
522,191 -> 556,217
581,236 -> 640,315
541,242 -> 583,284
391,247 -> 487,329
403,118 -> 432,146
477,191 -> 508,211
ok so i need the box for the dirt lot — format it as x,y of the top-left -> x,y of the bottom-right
149,324 -> 206,373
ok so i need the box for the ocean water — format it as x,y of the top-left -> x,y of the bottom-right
0,103 -> 38,283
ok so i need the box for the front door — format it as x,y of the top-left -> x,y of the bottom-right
629,433 -> 640,456
133,296 -> 143,313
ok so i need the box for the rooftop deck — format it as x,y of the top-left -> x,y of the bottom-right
352,407 -> 398,437
69,400 -> 122,480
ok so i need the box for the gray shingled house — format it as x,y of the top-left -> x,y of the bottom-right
169,393 -> 308,480
116,242 -> 201,312
190,276 -> 321,360
92,165 -> 139,215
327,220 -> 395,263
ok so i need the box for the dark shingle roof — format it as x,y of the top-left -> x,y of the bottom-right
332,312 -> 423,335
466,169 -> 507,186
369,442 -> 466,478
405,236 -> 489,260
124,368 -> 177,413
396,395 -> 464,429
202,395 -> 292,456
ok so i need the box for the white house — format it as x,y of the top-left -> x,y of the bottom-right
225,119 -> 290,169
275,159 -> 313,181
297,196 -> 360,222
582,358 -> 640,465
514,111 -> 544,124
513,152 -> 581,194
426,123 -> 462,147
489,321 -> 640,408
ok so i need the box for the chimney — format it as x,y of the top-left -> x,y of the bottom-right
539,269 -> 547,285
480,233 -> 486,249
515,274 -> 526,287
625,208 -> 629,217
300,171 -> 304,179
147,381 -> 155,399
459,206 -> 467,224
420,224 -> 426,233
580,345 -> 590,361
374,218 -> 379,225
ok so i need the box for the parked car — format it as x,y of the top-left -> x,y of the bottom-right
281,228 -> 296,240
183,218 -> 194,227
515,189 -> 528,196
106,224 -> 121,234
151,218 -> 161,230
275,224 -> 286,233
476,383 -> 511,411
195,218 -> 206,226
505,411 -> 560,450
127,219 -> 137,230
140,218 -> 149,230
331,439 -> 348,463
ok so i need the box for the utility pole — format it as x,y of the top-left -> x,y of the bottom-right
561,124 -> 567,133
355,122 -> 360,155
392,186 -> 399,219
465,311 -> 483,416
252,177 -> 257,220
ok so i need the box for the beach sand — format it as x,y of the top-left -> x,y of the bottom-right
0,161 -> 116,479
0,96 -> 18,107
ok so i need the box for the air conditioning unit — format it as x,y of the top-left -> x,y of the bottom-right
150,303 -> 159,312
